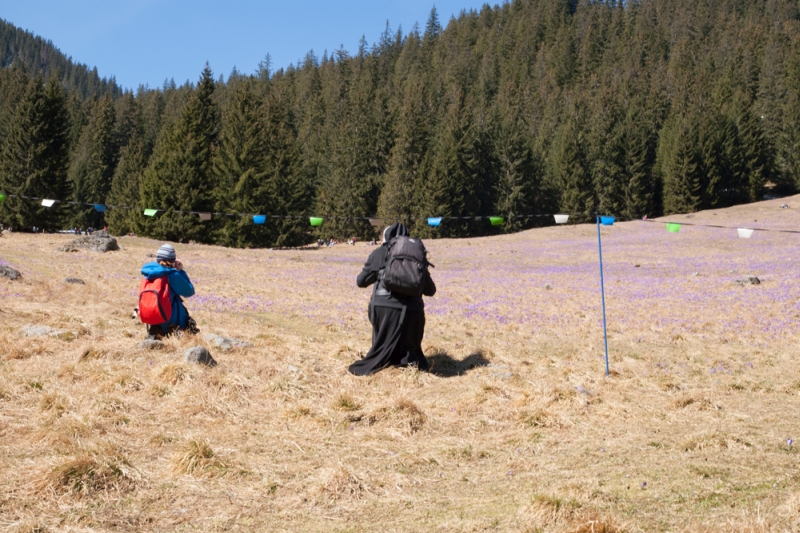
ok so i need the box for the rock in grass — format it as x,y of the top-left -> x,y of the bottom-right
203,333 -> 252,351
735,276 -> 761,286
0,265 -> 21,280
137,339 -> 164,350
20,325 -> 77,340
184,346 -> 217,367
64,277 -> 85,285
57,230 -> 119,253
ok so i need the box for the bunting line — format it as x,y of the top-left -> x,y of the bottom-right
0,192 -> 575,226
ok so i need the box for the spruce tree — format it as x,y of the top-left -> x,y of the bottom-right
548,116 -> 594,218
493,110 -> 541,232
414,90 -> 477,238
659,116 -> 703,214
139,65 -> 219,242
106,137 -> 148,235
215,78 -> 308,248
377,75 -> 427,224
0,75 -> 70,231
68,95 -> 117,228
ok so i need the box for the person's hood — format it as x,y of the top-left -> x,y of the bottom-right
141,261 -> 175,280
382,222 -> 409,243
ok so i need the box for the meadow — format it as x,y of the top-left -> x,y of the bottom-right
1,197 -> 800,532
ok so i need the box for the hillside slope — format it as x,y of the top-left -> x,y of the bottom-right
1,196 -> 799,530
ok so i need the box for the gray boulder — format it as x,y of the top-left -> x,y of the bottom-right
64,277 -> 85,285
203,333 -> 252,351
184,346 -> 217,367
137,339 -> 164,350
0,265 -> 21,280
58,231 -> 119,253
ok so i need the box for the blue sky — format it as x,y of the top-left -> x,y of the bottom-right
1,1 -> 495,90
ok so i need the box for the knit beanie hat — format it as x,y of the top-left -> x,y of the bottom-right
156,244 -> 176,262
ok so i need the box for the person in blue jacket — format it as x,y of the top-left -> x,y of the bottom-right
141,243 -> 198,338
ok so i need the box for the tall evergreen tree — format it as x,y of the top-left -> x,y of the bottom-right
139,65 -> 219,242
0,75 -> 70,230
68,95 -> 117,228
549,114 -> 594,218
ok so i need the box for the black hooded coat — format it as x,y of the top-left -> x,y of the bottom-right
348,223 -> 436,376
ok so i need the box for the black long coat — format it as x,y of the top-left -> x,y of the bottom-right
348,245 -> 436,376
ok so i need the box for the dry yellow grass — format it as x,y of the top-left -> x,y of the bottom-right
1,197 -> 800,531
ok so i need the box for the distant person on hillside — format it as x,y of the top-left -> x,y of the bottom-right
349,223 -> 436,376
139,244 -> 198,339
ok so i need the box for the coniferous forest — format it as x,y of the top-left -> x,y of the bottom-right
1,0 -> 799,246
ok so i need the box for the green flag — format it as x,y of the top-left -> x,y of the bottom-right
489,216 -> 504,226
143,209 -> 158,217
309,217 -> 323,227
666,223 -> 681,233
0,194 -> 5,202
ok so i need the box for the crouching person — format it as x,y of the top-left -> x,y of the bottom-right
139,244 -> 198,339
349,223 -> 436,376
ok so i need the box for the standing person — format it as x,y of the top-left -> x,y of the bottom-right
140,244 -> 198,338
349,223 -> 436,376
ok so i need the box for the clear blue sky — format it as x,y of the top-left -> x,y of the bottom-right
1,1 -> 495,90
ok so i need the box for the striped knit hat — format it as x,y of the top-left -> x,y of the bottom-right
156,244 -> 176,262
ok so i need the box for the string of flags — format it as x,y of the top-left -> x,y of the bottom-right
0,192 -> 573,227
2,191 -> 797,237
639,218 -> 800,238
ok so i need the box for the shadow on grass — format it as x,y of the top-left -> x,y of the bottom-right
428,349 -> 490,378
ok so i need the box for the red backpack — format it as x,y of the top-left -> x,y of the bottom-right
138,276 -> 172,325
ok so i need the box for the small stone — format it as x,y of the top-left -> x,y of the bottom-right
747,276 -> 761,285
543,284 -> 552,290
634,264 -> 641,268
21,325 -> 56,337
692,272 -> 699,277
20,325 -> 77,339
137,339 -> 164,350
184,346 -> 217,367
0,265 -> 21,280
287,364 -> 301,373
203,333 -> 252,351
64,277 -> 85,285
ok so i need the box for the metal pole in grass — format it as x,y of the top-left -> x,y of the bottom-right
596,213 -> 611,377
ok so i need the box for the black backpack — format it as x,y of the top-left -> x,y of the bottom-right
382,236 -> 430,296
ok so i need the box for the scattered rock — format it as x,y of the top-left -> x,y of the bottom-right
184,346 -> 217,367
64,277 -> 85,285
576,385 -> 594,397
735,276 -> 761,286
203,333 -> 252,351
57,230 -> 119,253
634,264 -> 641,268
487,363 -> 513,379
543,284 -> 552,290
0,265 -> 21,280
137,339 -> 164,350
692,272 -> 700,277
287,363 -> 302,374
146,253 -> 155,258
20,325 -> 77,340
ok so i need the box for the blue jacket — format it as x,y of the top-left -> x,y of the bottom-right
141,262 -> 195,332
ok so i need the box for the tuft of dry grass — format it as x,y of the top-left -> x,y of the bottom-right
39,449 -> 138,496
157,363 -> 191,385
332,392 -> 361,411
172,439 -> 228,477
316,465 -> 371,502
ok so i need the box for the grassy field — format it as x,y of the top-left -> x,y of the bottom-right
2,197 -> 800,532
